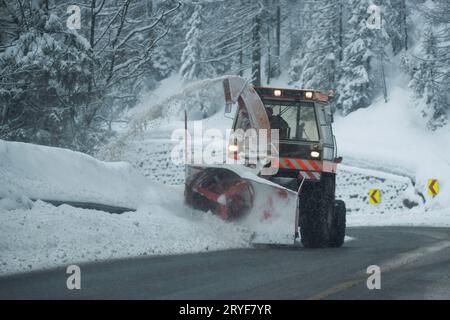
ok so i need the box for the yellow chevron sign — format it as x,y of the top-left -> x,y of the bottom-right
369,189 -> 380,205
428,179 -> 439,197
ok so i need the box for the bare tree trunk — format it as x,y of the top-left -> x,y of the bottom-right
147,0 -> 153,18
89,0 -> 96,48
267,29 -> 271,85
380,13 -> 388,102
401,0 -> 408,51
89,0 -> 96,94
380,53 -> 388,103
274,0 -> 281,77
252,14 -> 261,86
1,105 -> 7,126
338,0 -> 343,62
239,32 -> 243,77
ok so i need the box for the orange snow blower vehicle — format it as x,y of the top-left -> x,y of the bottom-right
184,76 -> 346,248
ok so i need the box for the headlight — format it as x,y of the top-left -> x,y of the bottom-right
311,151 -> 320,158
228,144 -> 239,152
305,91 -> 313,99
273,89 -> 282,97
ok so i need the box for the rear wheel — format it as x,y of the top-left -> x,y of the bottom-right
299,174 -> 335,248
329,200 -> 346,247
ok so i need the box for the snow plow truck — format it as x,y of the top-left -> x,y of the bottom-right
184,76 -> 346,248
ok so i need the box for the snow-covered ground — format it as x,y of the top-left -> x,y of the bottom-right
0,199 -> 251,275
0,140 -> 150,209
1,74 -> 449,276
334,85 -> 450,225
0,138 -> 252,275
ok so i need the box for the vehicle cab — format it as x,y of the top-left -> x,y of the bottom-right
231,86 -> 339,190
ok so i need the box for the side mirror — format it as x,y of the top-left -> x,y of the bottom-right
223,78 -> 233,114
225,102 -> 232,114
333,156 -> 343,164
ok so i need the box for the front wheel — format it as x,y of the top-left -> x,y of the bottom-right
299,174 -> 335,248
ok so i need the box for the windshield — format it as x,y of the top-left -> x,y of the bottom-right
263,101 -> 319,141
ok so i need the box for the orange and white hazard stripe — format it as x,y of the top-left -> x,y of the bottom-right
273,158 -> 322,171
272,157 -> 323,180
298,170 -> 321,180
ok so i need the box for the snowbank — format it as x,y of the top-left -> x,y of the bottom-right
0,198 -> 251,275
334,86 -> 450,212
0,139 -> 150,209
0,139 -> 251,275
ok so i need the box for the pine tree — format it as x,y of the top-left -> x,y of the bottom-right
180,3 -> 208,81
407,0 -> 450,130
251,4 -> 262,86
287,1 -> 311,85
0,1 -> 93,148
288,0 -> 342,91
336,0 -> 389,115
409,27 -> 447,129
0,0 -> 181,151
385,0 -> 408,55
263,0 -> 281,84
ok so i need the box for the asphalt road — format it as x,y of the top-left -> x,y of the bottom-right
1,227 -> 450,299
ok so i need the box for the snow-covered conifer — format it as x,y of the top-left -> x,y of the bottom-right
336,0 -> 389,115
180,3 -> 207,81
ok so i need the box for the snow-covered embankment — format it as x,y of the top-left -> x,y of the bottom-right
0,140 -> 250,276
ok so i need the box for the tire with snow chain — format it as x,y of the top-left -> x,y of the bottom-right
299,174 -> 335,248
329,200 -> 346,247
